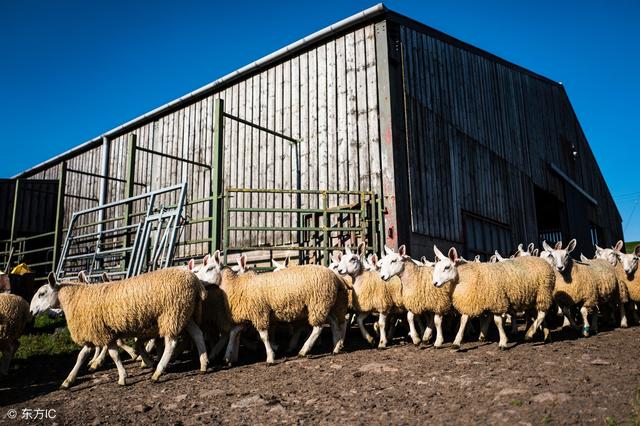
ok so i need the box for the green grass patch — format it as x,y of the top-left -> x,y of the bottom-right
14,315 -> 78,360
625,241 -> 640,253
510,399 -> 523,407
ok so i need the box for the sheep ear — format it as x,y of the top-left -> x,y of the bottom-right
77,271 -> 88,283
357,241 -> 366,256
284,256 -> 290,267
447,247 -> 458,262
213,250 -> 222,265
533,249 -> 539,257
398,245 -> 406,257
238,254 -> 247,270
101,272 -> 109,283
188,259 -> 195,271
580,253 -> 588,262
566,239 -> 577,253
615,240 -> 624,252
474,255 -> 480,262
542,241 -> 553,252
554,241 -> 563,250
528,243 -> 534,253
369,254 -> 378,266
433,245 -> 445,261
47,272 -> 57,289
517,243 -> 524,252
634,245 -> 640,257
336,251 -> 343,261
271,259 -> 281,268
384,245 -> 394,256
489,255 -> 497,263
203,254 -> 210,265
345,244 -> 353,255
420,256 -> 427,264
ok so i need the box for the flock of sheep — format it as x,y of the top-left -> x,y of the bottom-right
1,238 -> 639,391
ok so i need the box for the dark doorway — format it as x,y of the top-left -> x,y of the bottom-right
534,185 -> 566,246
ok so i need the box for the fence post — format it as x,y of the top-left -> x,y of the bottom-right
52,161 -> 67,270
122,134 -> 137,270
97,136 -> 111,254
322,191 -> 329,266
211,98 -> 224,254
9,179 -> 21,252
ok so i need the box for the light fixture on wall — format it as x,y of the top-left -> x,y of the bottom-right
571,144 -> 578,159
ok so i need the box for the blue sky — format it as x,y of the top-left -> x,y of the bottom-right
1,0 -> 638,240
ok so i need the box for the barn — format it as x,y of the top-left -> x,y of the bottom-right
1,4 -> 622,280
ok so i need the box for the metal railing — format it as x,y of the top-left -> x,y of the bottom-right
222,188 -> 385,266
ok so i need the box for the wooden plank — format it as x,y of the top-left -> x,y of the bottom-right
355,28 -> 370,194
345,31 -> 359,198
364,24 -> 381,197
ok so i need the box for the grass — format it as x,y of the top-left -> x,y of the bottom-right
510,399 -> 523,407
625,241 -> 640,253
14,315 -> 78,360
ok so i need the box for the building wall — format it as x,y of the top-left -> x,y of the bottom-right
25,23 -> 384,259
397,23 -> 622,257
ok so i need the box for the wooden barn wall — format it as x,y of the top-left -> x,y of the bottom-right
22,23 -> 382,258
399,25 -> 622,249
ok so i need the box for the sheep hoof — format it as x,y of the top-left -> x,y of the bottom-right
151,373 -> 160,382
118,378 -> 127,386
433,344 -> 443,349
419,341 -> 431,349
450,344 -> 461,352
523,334 -> 533,342
581,326 -> 590,337
498,345 -> 507,351
60,381 -> 71,390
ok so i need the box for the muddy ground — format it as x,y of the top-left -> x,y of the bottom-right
1,321 -> 640,425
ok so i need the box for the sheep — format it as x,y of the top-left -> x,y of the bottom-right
377,245 -> 452,348
29,268 -> 208,388
196,251 -> 347,365
272,256 -> 290,272
0,293 -> 30,376
432,245 -> 555,350
336,243 -> 403,348
592,240 -> 635,327
540,240 -> 602,337
515,243 -> 537,257
612,242 -> 640,322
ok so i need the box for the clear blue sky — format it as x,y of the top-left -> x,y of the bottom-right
1,0 -> 638,240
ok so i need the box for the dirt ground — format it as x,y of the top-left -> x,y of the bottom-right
1,321 -> 640,425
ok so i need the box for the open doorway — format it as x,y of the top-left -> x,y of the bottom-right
534,185 -> 567,245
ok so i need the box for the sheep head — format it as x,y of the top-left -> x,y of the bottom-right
432,246 -> 464,288
30,272 -> 62,317
541,239 -> 576,273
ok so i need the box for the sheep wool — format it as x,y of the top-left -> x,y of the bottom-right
0,293 -> 30,344
453,256 -> 555,317
551,261 -> 599,314
351,271 -> 403,314
59,268 -> 206,347
397,260 -> 452,316
617,264 -> 640,303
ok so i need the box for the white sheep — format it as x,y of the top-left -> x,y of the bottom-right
540,240 -> 603,337
612,241 -> 640,322
0,293 -> 31,376
196,251 -> 347,364
336,243 -> 403,348
377,245 -> 452,348
433,245 -> 555,350
29,269 -> 208,388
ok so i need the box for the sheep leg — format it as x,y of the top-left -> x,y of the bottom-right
560,305 -> 580,330
89,346 -> 101,366
0,341 -> 17,376
134,338 -> 155,369
88,346 -> 108,371
632,303 -> 640,324
61,345 -> 93,389
299,326 -> 323,358
524,311 -> 546,341
185,319 -> 208,373
256,329 -> 276,364
208,334 -> 228,361
452,314 -> 469,350
433,314 -> 444,348
620,303 -> 628,328
328,314 -> 345,354
591,310 -> 599,334
579,307 -> 591,337
407,311 -> 421,345
493,315 -> 508,349
107,344 -> 128,386
387,314 -> 399,341
224,326 -> 243,365
478,315 -> 491,342
356,313 -> 375,346
286,326 -> 306,354
151,336 -> 178,381
509,311 -> 518,334
377,313 -> 388,348
415,315 -> 426,337
422,312 -> 434,343
117,339 -> 139,360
